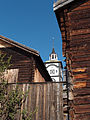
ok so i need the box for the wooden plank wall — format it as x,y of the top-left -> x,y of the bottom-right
8,82 -> 63,120
55,0 -> 90,119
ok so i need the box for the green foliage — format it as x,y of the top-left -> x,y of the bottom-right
22,108 -> 38,120
0,52 -> 12,73
0,52 -> 37,120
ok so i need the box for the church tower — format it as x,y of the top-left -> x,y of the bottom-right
45,47 -> 63,82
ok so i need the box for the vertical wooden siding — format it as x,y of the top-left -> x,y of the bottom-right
8,82 -> 63,120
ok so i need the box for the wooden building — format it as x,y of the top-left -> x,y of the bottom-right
0,35 -> 52,83
53,0 -> 90,120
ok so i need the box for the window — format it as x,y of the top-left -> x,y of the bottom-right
55,55 -> 56,58
55,55 -> 57,59
52,55 -> 54,59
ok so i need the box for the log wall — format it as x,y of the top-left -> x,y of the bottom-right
0,37 -> 52,83
54,0 -> 90,119
0,46 -> 51,83
0,47 -> 35,83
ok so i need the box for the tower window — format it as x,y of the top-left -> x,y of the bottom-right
52,55 -> 54,59
55,55 -> 56,59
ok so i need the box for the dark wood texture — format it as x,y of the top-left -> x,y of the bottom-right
0,36 -> 52,83
0,47 -> 36,83
0,46 -> 51,83
54,0 -> 90,119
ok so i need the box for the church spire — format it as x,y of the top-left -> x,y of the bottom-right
52,47 -> 56,54
49,47 -> 58,61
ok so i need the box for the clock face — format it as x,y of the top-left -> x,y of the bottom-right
47,65 -> 59,76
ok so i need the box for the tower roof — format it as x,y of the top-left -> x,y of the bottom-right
52,48 -> 56,54
49,48 -> 56,57
49,47 -> 58,61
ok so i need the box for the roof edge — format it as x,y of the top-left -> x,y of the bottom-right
0,35 -> 39,56
53,0 -> 74,11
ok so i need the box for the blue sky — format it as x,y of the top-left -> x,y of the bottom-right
0,0 -> 64,64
